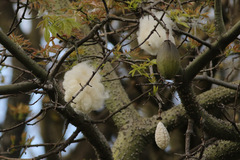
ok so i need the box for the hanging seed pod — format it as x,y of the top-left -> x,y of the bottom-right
155,121 -> 170,150
156,40 -> 181,79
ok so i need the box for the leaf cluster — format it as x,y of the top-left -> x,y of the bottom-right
129,59 -> 155,77
8,103 -> 31,121
129,59 -> 159,94
125,0 -> 142,10
37,15 -> 82,42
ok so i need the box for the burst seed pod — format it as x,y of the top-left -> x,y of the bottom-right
156,40 -> 181,79
137,11 -> 176,56
155,121 -> 170,150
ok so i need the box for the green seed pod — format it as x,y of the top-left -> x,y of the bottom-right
156,40 -> 181,79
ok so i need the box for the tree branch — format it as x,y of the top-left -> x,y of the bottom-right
177,82 -> 240,141
0,106 -> 52,132
173,28 -> 212,48
49,19 -> 109,79
111,78 -> 240,159
0,30 -> 47,80
214,0 -> 226,36
194,75 -> 239,90
185,119 -> 194,159
184,20 -> 240,82
0,25 -> 113,160
0,81 -> 39,95
35,127 -> 81,160
199,140 -> 240,160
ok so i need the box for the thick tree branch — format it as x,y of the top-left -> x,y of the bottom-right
184,20 -> 240,82
103,62 -> 140,128
177,82 -> 240,141
214,0 -> 226,36
0,81 -> 38,95
112,80 -> 240,159
113,81 -> 239,160
199,140 -> 240,160
0,30 -> 47,80
45,77 -> 113,160
185,119 -> 194,159
112,117 -> 159,160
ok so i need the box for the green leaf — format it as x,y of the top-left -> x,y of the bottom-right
153,86 -> 158,95
44,27 -> 50,42
150,59 -> 156,65
178,21 -> 190,28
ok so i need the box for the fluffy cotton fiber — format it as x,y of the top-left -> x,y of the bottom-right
137,11 -> 176,56
62,62 -> 109,114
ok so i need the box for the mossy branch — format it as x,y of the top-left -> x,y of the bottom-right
112,81 -> 240,159
112,118 -> 155,160
199,140 -> 240,160
103,62 -> 141,128
177,82 -> 240,141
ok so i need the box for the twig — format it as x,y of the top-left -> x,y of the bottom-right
0,156 -> 32,160
0,106 -> 53,132
131,10 -> 165,52
173,28 -> 212,48
7,0 -> 29,35
178,27 -> 192,49
221,84 -> 240,135
177,138 -> 217,160
185,119 -> 194,159
34,127 -> 81,160
103,62 -> 120,78
101,0 -> 109,14
194,75 -> 239,90
49,18 -> 109,78
149,65 -> 164,118
108,15 -> 138,23
99,24 -> 138,37
28,93 -> 44,106
7,138 -> 85,152
90,88 -> 151,123
1,64 -> 34,76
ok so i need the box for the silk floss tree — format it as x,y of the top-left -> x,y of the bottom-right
137,10 -> 182,149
